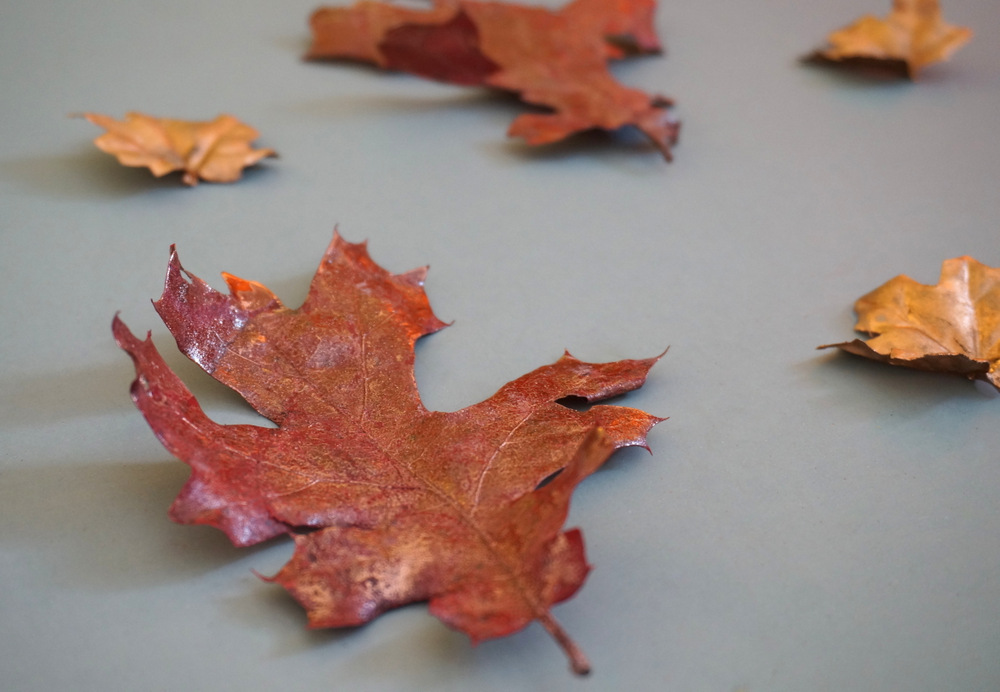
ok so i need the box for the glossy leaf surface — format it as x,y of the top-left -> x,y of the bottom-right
114,234 -> 663,674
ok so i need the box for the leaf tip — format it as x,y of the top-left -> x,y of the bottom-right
111,312 -> 147,351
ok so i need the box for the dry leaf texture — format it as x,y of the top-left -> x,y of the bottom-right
113,234 -> 663,674
307,0 -> 678,158
819,257 -> 1000,388
82,112 -> 276,185
807,0 -> 972,78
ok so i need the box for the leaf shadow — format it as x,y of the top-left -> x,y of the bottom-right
2,351 -> 270,429
274,33 -> 312,57
333,611 -> 572,681
0,459 -> 290,591
0,146 -> 187,200
3,360 -> 136,427
331,614 -> 484,681
217,577 -> 360,653
220,586 -> 443,661
1,144 -> 276,201
215,542 -> 480,670
801,349 -> 998,420
799,54 -> 914,84
286,85 -> 519,120
488,128 -> 670,171
223,570 -> 575,677
797,55 -> 971,92
287,78 -> 674,168
599,442 -> 655,476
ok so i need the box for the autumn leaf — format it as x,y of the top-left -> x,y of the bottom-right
79,112 -> 276,186
805,0 -> 972,79
819,257 -> 1000,389
306,0 -> 678,159
113,233 -> 664,674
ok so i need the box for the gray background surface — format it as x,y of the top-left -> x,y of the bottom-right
2,1 -> 999,690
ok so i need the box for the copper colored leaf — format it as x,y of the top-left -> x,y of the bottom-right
113,233 -> 664,674
80,112 -> 276,186
805,0 -> 972,78
819,257 -> 1000,389
306,0 -> 678,159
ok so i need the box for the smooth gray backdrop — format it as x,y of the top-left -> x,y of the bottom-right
2,1 -> 999,690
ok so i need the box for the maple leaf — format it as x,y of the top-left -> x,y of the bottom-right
819,257 -> 1000,389
113,233 -> 663,674
79,112 -> 276,186
805,0 -> 972,79
306,0 -> 678,159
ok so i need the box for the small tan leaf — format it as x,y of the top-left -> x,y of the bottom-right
819,257 -> 1000,389
80,112 -> 276,186
806,0 -> 972,78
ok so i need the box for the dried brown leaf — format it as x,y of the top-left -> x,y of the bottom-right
806,0 -> 972,78
80,112 -> 276,186
819,257 -> 1000,388
113,233 -> 665,674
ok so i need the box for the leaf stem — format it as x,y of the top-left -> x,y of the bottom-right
538,611 -> 591,676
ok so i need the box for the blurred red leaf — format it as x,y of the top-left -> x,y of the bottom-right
307,0 -> 678,158
114,233 -> 664,674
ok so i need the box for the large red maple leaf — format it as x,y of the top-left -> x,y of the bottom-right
306,0 -> 678,158
113,234 -> 663,674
